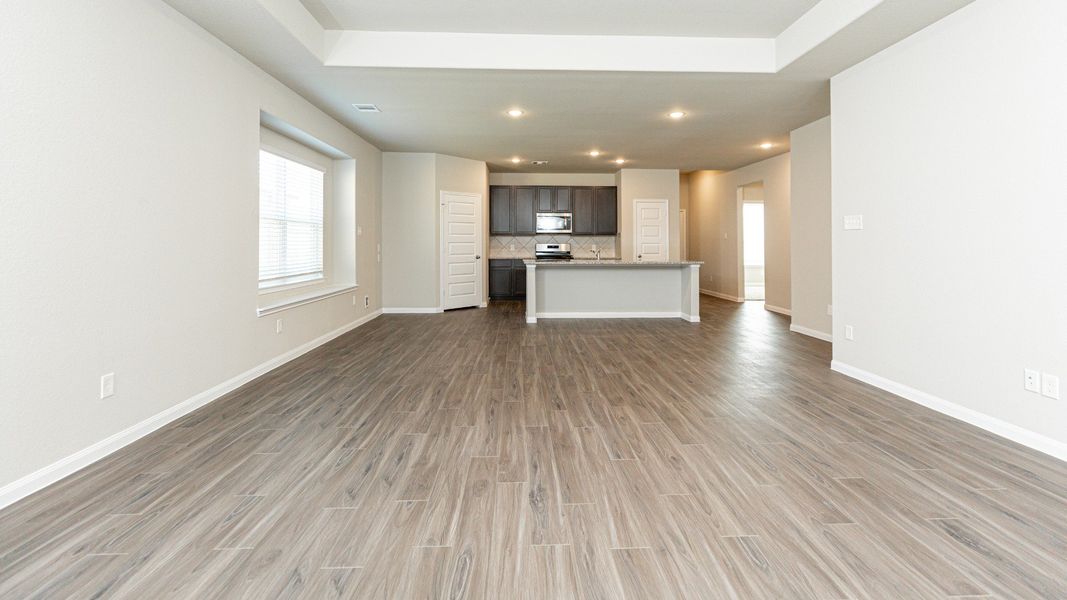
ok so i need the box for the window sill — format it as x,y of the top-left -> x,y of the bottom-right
257,284 -> 358,317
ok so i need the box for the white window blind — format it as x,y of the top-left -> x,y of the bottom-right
259,150 -> 325,289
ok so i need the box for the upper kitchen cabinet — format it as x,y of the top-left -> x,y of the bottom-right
554,187 -> 572,212
571,187 -> 594,235
536,187 -> 555,212
490,186 -> 512,234
488,185 -> 616,236
512,186 -> 537,235
594,186 -> 618,235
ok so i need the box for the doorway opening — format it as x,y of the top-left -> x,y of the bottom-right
739,182 -> 765,301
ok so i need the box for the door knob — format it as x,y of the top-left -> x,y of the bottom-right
475,255 -> 482,259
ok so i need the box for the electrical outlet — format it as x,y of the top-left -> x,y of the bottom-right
1042,374 -> 1060,400
509,243 -> 515,251
357,225 -> 363,236
827,304 -> 833,316
1024,369 -> 1041,393
844,215 -> 864,230
100,373 -> 115,399
275,319 -> 283,334
844,325 -> 855,341
352,294 -> 357,306
364,295 -> 370,308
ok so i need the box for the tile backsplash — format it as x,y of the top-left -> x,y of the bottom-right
490,235 -> 617,259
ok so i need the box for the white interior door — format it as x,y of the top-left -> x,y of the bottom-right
441,191 -> 482,310
634,198 -> 669,262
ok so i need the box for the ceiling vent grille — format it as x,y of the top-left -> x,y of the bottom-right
352,104 -> 380,113
531,160 -> 549,166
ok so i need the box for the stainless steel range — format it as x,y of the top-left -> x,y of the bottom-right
534,243 -> 572,260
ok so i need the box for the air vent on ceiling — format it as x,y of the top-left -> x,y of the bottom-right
352,104 -> 380,113
531,160 -> 549,166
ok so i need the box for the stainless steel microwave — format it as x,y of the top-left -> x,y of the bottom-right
536,212 -> 572,234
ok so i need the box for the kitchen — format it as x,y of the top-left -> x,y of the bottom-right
487,177 -> 702,323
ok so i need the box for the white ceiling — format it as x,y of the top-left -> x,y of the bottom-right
301,0 -> 822,38
163,0 -> 974,173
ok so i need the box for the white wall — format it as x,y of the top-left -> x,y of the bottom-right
488,173 -> 616,186
382,153 -> 437,308
618,169 -> 682,261
0,0 -> 383,495
832,0 -> 1067,455
790,117 -> 832,338
689,154 -> 791,309
382,153 -> 488,309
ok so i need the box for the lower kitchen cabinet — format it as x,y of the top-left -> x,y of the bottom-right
489,259 -> 527,299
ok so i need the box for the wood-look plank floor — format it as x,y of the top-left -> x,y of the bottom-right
2,297 -> 1067,599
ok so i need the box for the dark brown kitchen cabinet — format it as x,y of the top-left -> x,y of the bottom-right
536,187 -> 555,212
489,260 -> 514,298
488,185 -> 616,236
554,187 -> 572,212
594,186 -> 618,235
571,187 -> 594,235
489,259 -> 527,298
490,186 -> 512,234
512,187 -> 537,235
512,263 -> 527,295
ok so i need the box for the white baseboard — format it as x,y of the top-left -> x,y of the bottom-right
0,309 -> 383,511
765,304 -> 792,316
536,311 -> 695,321
790,324 -> 833,342
382,307 -> 443,314
831,360 -> 1067,463
526,317 -> 537,324
700,289 -> 743,302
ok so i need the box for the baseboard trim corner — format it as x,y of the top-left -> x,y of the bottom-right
790,323 -> 832,342
830,360 -> 1067,463
0,309 -> 383,511
700,289 -> 743,303
765,304 -> 792,316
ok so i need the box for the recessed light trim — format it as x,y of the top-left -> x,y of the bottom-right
510,157 -> 522,164
669,111 -> 686,119
352,103 -> 380,113
615,158 -> 626,165
507,108 -> 525,118
589,150 -> 601,157
760,142 -> 774,149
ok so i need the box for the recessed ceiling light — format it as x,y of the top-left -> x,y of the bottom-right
352,103 -> 380,113
589,150 -> 601,157
760,142 -> 774,149
615,158 -> 626,165
669,111 -> 686,119
507,109 -> 525,118
510,157 -> 522,164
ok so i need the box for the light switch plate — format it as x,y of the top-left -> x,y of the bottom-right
1042,374 -> 1060,400
100,373 -> 115,399
844,215 -> 864,230
844,325 -> 855,341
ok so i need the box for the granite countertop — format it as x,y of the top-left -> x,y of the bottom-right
523,258 -> 703,266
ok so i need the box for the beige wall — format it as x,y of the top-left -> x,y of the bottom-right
382,153 -> 488,309
618,169 -> 682,261
382,153 -> 437,308
832,0 -> 1067,455
688,154 -> 791,309
488,172 -> 616,186
789,116 -> 832,338
0,0 -> 383,495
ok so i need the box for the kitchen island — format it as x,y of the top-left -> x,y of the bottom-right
523,259 -> 702,323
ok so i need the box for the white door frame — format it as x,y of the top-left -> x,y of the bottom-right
439,191 -> 483,310
632,198 -> 669,262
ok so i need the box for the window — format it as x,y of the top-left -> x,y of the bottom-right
258,150 -> 325,289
